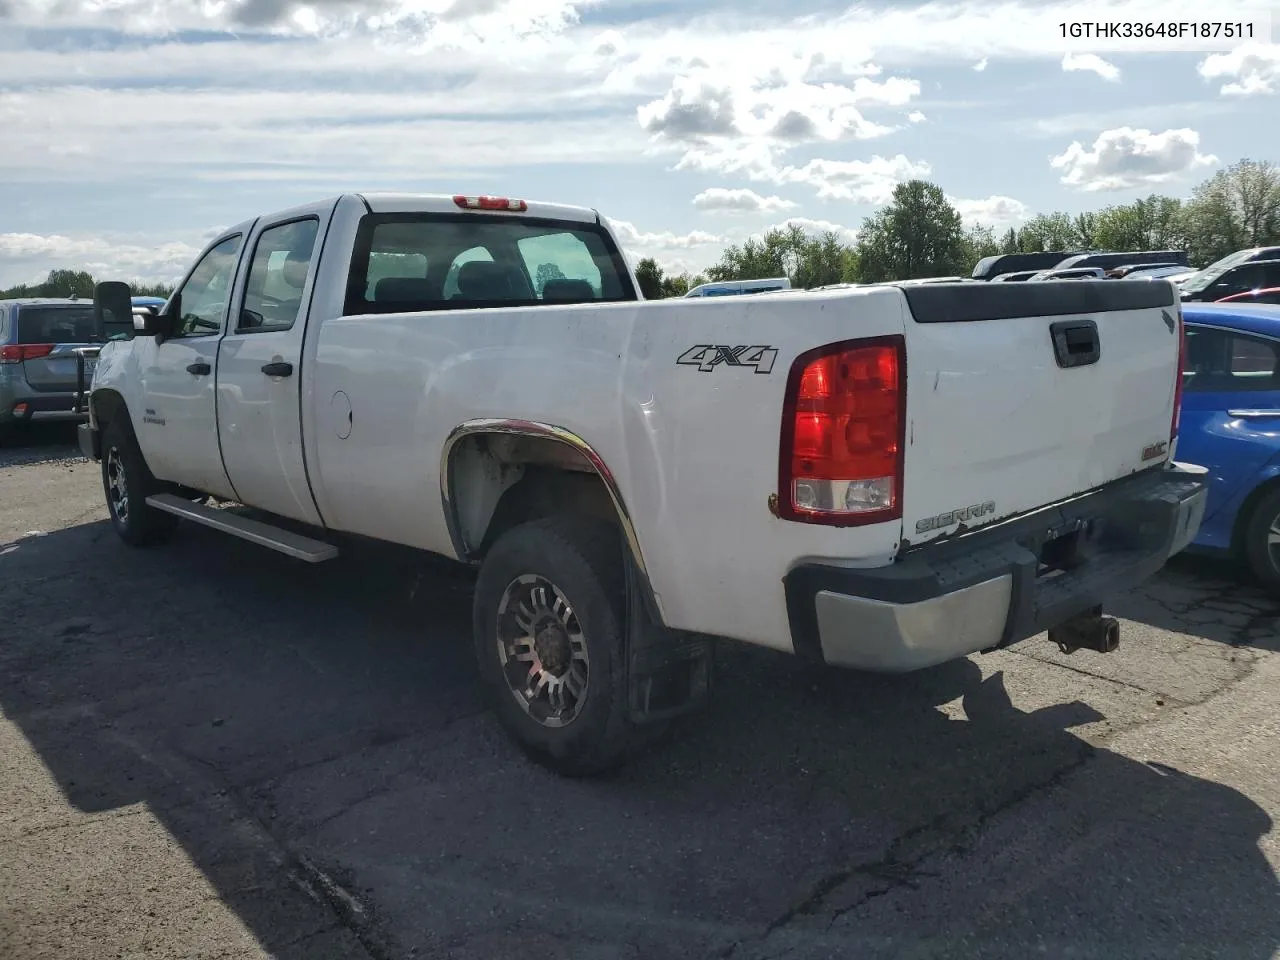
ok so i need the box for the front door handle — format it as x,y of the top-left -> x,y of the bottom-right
261,361 -> 293,378
187,361 -> 211,376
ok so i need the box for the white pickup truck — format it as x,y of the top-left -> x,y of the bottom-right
79,192 -> 1208,775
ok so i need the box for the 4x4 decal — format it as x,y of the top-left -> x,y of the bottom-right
677,345 -> 778,374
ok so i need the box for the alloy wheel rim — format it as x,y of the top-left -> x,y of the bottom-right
106,446 -> 129,525
1267,511 -> 1280,573
495,574 -> 590,728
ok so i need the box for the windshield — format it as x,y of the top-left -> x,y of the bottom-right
345,213 -> 636,315
15,305 -> 99,344
1181,250 -> 1259,292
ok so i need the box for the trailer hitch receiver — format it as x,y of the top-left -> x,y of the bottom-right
1048,605 -> 1120,655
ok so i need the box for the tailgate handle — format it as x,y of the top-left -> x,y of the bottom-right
1050,320 -> 1100,369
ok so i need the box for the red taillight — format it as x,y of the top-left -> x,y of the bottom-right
453,195 -> 528,212
0,344 -> 54,363
1171,308 -> 1186,442
778,336 -> 906,525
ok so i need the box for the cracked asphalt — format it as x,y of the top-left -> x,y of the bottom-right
1,424 -> 1278,960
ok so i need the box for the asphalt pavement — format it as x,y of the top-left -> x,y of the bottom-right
1,424 -> 1277,960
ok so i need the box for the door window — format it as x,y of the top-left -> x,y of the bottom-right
239,219 -> 320,332
171,235 -> 243,338
1184,326 -> 1280,393
1210,264 -> 1264,299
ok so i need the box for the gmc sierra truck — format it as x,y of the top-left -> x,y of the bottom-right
79,192 -> 1207,775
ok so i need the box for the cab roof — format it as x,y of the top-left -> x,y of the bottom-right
355,193 -> 601,225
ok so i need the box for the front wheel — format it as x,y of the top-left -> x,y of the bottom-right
101,420 -> 178,547
472,515 -> 637,777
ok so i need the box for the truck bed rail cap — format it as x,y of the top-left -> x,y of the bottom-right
898,279 -> 1176,323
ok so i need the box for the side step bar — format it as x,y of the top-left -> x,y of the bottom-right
145,493 -> 338,563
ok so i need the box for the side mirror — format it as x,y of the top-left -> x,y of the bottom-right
93,281 -> 135,341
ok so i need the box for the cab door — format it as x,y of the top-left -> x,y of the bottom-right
133,233 -> 245,499
215,202 -> 335,526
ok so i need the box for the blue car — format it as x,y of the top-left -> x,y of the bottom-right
1177,302 -> 1280,586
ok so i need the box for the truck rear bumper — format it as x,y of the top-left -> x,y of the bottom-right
783,462 -> 1208,672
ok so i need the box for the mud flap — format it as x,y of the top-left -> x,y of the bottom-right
623,552 -> 714,725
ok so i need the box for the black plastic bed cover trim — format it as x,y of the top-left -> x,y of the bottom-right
899,278 -> 1176,323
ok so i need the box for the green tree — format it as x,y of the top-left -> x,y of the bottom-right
659,272 -> 707,297
855,180 -> 967,282
633,257 -> 665,299
41,268 -> 95,298
962,224 -> 1001,268
1014,212 -> 1079,252
1073,211 -> 1098,250
534,262 -> 566,294
131,280 -> 177,299
1092,195 -> 1187,253
1181,159 -> 1280,266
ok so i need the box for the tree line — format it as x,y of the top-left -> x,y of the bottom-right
0,268 -> 175,301
636,158 -> 1280,298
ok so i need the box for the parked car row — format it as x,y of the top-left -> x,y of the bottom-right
0,294 -> 166,439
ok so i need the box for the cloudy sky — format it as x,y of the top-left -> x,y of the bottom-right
0,0 -> 1276,286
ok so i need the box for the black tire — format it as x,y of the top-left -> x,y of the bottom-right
100,419 -> 179,547
1243,487 -> 1280,590
472,515 -> 637,777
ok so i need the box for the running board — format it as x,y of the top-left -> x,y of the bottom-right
145,493 -> 338,563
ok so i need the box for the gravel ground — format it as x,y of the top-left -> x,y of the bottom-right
1,425 -> 1278,960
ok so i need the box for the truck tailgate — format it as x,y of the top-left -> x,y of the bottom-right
897,280 -> 1182,546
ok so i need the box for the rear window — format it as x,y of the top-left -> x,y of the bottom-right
344,213 -> 637,315
16,305 -> 99,344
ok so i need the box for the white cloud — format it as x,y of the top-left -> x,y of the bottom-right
0,86 -> 648,183
1050,126 -> 1218,191
606,219 -> 725,251
907,110 -> 927,123
1062,52 -> 1120,81
948,194 -> 1031,227
0,232 -> 201,286
692,188 -> 797,214
637,70 -> 916,146
973,58 -> 989,71
0,0 -> 594,41
1199,43 -> 1280,97
783,155 -> 933,204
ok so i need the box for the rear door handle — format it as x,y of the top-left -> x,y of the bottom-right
261,361 -> 293,378
187,362 -> 211,376
1049,320 -> 1100,368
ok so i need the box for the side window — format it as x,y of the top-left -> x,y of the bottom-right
517,232 -> 603,299
171,235 -> 242,338
1185,326 -> 1279,393
1216,264 -> 1263,297
239,219 -> 320,332
1229,335 -> 1278,386
1259,263 -> 1280,290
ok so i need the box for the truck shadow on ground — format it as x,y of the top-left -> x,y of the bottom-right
1,519 -> 1277,959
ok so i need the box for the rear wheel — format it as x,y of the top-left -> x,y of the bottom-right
101,419 -> 178,547
1243,487 -> 1280,590
472,515 -> 637,777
